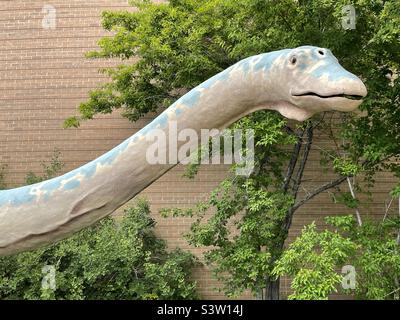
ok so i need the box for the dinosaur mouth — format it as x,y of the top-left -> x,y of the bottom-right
292,92 -> 364,101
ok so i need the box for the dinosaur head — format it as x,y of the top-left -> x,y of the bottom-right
259,46 -> 367,121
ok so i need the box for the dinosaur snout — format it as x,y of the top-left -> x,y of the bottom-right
345,75 -> 367,99
291,72 -> 367,113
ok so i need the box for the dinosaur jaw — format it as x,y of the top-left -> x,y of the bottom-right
292,92 -> 364,101
291,88 -> 367,112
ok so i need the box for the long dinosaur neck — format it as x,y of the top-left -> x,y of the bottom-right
0,52 -> 287,255
0,44 -> 369,255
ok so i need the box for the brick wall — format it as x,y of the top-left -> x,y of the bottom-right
0,0 -> 398,299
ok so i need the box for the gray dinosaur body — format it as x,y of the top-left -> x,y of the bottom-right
0,46 -> 367,255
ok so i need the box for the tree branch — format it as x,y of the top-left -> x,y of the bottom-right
292,175 -> 348,212
283,138 -> 302,192
292,123 -> 314,198
283,123 -> 314,231
282,125 -> 308,192
346,177 -> 362,226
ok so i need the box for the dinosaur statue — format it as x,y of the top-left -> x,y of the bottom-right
0,46 -> 367,256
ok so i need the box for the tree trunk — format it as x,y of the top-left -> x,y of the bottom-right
265,276 -> 280,300
259,123 -> 313,301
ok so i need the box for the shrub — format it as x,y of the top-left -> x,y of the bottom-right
273,215 -> 400,300
0,199 -> 198,300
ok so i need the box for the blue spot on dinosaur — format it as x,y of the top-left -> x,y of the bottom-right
199,66 -> 232,90
175,107 -> 184,116
0,136 -> 135,206
0,187 -> 36,207
253,50 -> 290,72
298,62 -> 308,71
41,178 -> 62,193
11,189 -> 36,206
238,58 -> 251,74
178,89 -> 201,108
311,61 -> 359,81
63,179 -> 81,190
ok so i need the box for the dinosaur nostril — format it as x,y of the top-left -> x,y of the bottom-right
318,50 -> 325,56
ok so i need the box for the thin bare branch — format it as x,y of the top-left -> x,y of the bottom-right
383,197 -> 394,222
292,124 -> 314,198
283,123 -> 314,231
283,139 -> 302,192
347,177 -> 362,226
292,175 -> 348,212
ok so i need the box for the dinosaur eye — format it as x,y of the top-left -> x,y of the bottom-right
318,50 -> 325,56
290,56 -> 297,65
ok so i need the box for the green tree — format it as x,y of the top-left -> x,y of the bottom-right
65,0 -> 400,299
273,212 -> 400,300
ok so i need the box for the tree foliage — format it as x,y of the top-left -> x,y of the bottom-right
274,214 -> 400,300
64,0 -> 400,299
0,199 -> 198,300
